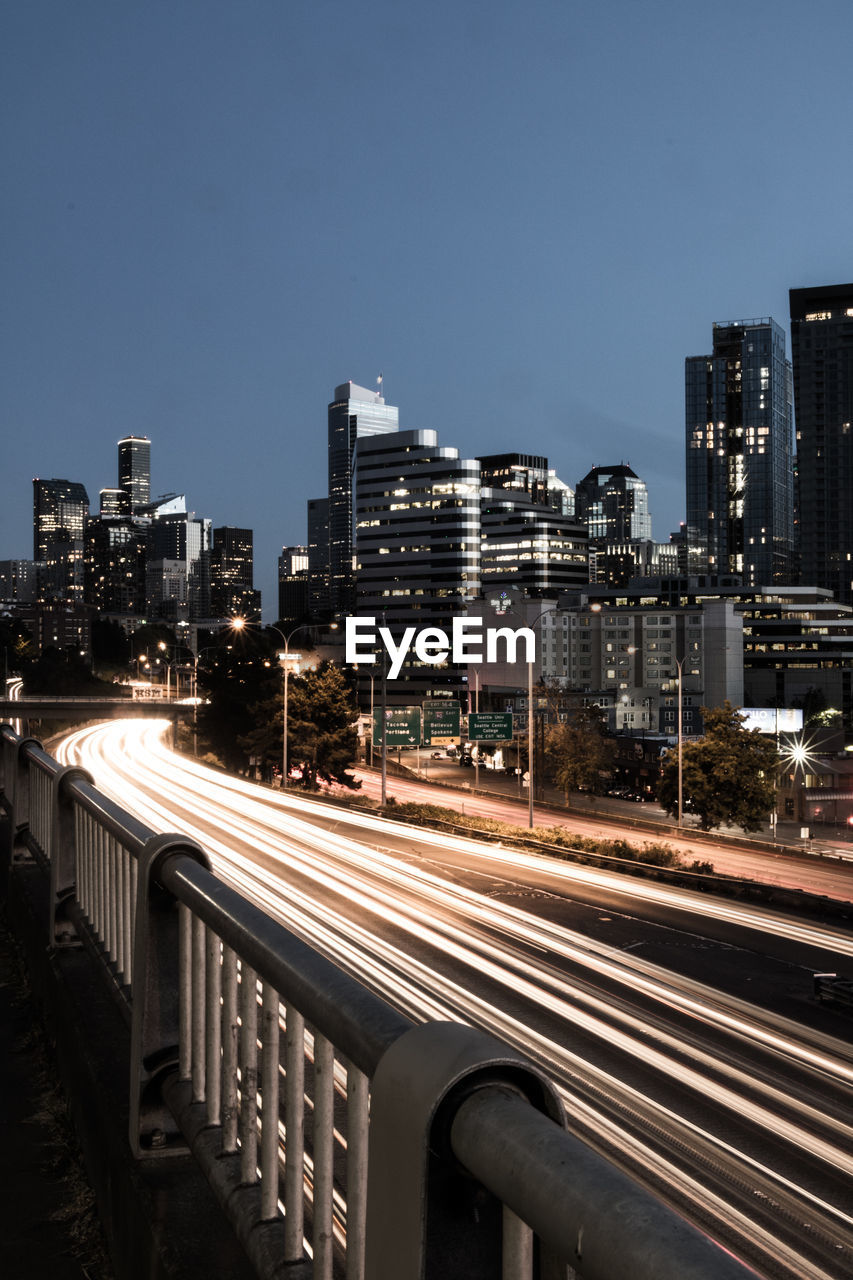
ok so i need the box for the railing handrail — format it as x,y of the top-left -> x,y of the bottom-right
0,723 -> 761,1280
159,853 -> 412,1078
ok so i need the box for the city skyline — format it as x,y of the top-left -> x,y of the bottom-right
2,2 -> 852,614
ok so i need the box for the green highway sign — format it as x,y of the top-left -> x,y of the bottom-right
467,711 -> 514,742
372,706 -> 422,748
423,702 -> 461,745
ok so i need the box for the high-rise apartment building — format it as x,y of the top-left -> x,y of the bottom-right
84,516 -> 148,616
118,435 -> 151,511
686,318 -> 794,586
147,511 -> 211,622
32,478 -> 90,602
354,428 -> 480,699
789,283 -> 853,605
328,381 -> 398,615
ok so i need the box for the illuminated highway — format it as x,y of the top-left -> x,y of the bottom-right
57,720 -> 853,1280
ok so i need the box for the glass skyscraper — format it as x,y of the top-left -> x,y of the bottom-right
118,435 -> 151,511
32,477 -> 90,601
686,318 -> 794,586
789,283 -> 853,606
327,381 -> 398,615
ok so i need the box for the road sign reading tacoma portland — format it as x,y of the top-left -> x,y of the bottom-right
345,616 -> 536,679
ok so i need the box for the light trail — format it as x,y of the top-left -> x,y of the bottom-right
56,721 -> 853,1280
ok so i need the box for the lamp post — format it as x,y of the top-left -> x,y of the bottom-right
521,606 -> 555,829
233,618 -> 315,789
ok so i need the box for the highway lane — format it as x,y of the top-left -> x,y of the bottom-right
56,721 -> 853,1280
356,763 -> 853,901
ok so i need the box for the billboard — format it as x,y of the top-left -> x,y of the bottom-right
740,708 -> 804,735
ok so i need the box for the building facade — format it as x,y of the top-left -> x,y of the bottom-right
686,318 -> 795,585
354,428 -> 480,700
117,436 -> 151,511
278,545 -> 309,624
789,283 -> 853,606
210,526 -> 260,620
32,478 -> 90,603
574,464 -> 652,545
328,381 -> 398,616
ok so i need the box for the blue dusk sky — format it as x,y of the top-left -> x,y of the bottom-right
2,0 -> 851,617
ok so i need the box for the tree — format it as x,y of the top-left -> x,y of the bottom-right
544,701 -> 614,804
240,661 -> 360,791
657,702 -> 777,832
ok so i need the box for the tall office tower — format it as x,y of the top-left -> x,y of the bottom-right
84,516 -> 148,616
306,498 -> 330,617
278,545 -> 309,623
210,527 -> 260,620
118,435 -> 151,511
0,560 -> 37,604
574,465 -> 652,545
354,429 -> 480,700
686,318 -> 794,586
99,488 -> 131,517
477,453 -> 587,595
328,381 -> 399,615
32,478 -> 90,602
790,284 -> 853,605
147,511 -> 211,622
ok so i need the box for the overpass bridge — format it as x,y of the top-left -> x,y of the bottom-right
0,723 -> 757,1280
0,696 -> 193,720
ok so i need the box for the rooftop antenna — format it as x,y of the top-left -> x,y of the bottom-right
376,371 -> 383,400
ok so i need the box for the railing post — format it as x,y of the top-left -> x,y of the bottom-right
10,736 -> 42,859
129,832 -> 210,1158
49,765 -> 94,947
364,1021 -> 564,1280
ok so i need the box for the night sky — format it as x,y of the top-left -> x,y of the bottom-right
2,0 -> 851,616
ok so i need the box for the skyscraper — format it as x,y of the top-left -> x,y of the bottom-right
32,478 -> 90,602
789,283 -> 853,605
210,526 -> 260,620
118,436 -> 151,511
328,381 -> 398,615
354,428 -> 480,699
574,465 -> 652,545
686,318 -> 794,586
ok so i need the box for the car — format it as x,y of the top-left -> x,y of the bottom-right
459,755 -> 473,766
430,751 -> 443,759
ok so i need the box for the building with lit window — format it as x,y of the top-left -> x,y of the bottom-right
210,526 -> 259,620
278,545 -> 309,624
117,436 -> 151,511
789,283 -> 853,606
32,477 -> 90,602
354,428 -> 480,700
328,381 -> 398,615
574,464 -> 652,545
84,516 -> 148,616
686,318 -> 795,585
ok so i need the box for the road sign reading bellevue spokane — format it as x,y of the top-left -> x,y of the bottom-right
423,701 -> 461,745
372,706 -> 422,747
467,711 -> 514,741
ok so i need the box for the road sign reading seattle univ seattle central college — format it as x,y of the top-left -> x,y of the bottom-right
467,711 -> 514,741
423,701 -> 461,745
372,706 -> 422,748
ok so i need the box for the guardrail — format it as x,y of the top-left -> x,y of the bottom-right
0,724 -> 759,1280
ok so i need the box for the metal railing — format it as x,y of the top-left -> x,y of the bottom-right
0,724 -> 759,1280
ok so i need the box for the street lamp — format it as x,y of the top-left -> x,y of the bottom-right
232,618 -> 314,790
519,606 -> 555,829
